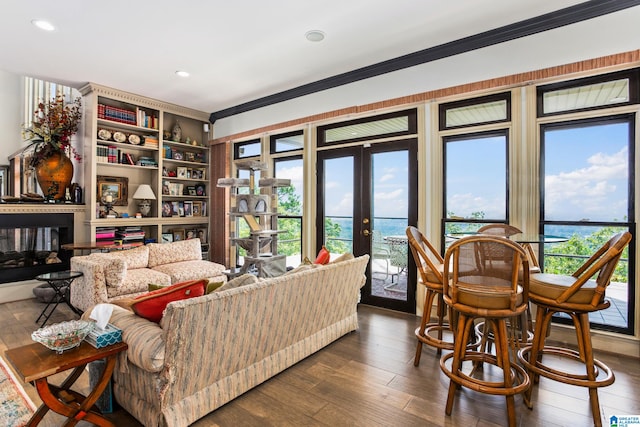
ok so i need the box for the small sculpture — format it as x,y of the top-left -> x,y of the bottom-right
172,121 -> 182,142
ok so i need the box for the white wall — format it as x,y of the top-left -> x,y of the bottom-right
0,70 -> 22,164
213,7 -> 640,139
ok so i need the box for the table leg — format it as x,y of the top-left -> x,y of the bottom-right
35,286 -> 64,327
29,359 -> 116,427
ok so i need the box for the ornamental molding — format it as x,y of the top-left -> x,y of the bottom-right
79,83 -> 210,122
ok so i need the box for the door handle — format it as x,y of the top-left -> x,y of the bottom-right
363,229 -> 371,237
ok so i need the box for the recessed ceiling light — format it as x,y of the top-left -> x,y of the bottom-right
305,30 -> 325,42
32,19 -> 55,31
175,71 -> 190,78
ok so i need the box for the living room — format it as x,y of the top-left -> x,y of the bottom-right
0,2 -> 639,426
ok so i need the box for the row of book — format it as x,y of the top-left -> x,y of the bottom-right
98,104 -> 158,129
96,146 -> 137,165
95,227 -> 146,248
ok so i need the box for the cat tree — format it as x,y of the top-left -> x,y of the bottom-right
217,160 -> 291,278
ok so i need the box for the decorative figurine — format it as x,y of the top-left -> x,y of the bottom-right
172,121 -> 182,142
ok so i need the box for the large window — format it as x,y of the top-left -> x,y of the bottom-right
443,131 -> 509,240
540,116 -> 635,334
274,156 -> 303,266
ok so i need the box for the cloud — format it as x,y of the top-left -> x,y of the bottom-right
545,147 -> 627,220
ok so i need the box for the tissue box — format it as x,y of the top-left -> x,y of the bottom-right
86,323 -> 122,348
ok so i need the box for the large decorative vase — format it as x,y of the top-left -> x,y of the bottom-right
35,151 -> 74,200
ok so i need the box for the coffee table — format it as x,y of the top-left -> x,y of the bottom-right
4,341 -> 127,427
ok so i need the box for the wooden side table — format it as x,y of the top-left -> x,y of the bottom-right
4,341 -> 127,427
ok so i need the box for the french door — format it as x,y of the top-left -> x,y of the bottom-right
316,139 -> 417,312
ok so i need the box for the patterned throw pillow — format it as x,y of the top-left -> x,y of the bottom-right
131,279 -> 207,323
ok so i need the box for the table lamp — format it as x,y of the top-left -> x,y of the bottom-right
132,184 -> 156,217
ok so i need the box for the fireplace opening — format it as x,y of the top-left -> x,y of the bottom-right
0,213 -> 73,284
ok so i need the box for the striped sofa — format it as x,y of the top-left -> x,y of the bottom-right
106,254 -> 369,427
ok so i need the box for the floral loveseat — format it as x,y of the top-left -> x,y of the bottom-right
100,254 -> 369,427
70,238 -> 226,312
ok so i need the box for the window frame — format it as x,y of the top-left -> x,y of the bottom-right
439,92 -> 511,131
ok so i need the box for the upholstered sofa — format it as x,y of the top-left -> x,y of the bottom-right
101,254 -> 369,427
70,238 -> 226,312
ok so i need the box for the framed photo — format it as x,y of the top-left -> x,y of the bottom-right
97,175 -> 128,206
186,229 -> 196,240
195,184 -> 206,196
161,201 -> 172,217
172,150 -> 184,161
185,152 -> 196,162
161,233 -> 173,243
187,186 -> 196,196
183,201 -> 193,217
172,229 -> 185,242
177,167 -> 187,179
197,229 -> 207,243
192,201 -> 202,217
162,180 -> 170,195
171,201 -> 180,216
178,201 -> 185,217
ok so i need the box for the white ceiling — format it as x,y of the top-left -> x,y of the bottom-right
0,0 -> 621,115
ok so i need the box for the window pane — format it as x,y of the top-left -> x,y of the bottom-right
272,132 -> 303,153
275,158 -> 303,266
543,122 -> 629,222
445,134 -> 506,220
325,117 -> 408,143
542,79 -> 629,114
323,157 -> 353,253
234,140 -> 261,159
445,100 -> 507,128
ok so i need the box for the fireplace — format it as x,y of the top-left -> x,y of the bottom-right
0,213 -> 73,284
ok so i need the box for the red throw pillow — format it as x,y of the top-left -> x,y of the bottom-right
314,246 -> 331,265
131,279 -> 207,323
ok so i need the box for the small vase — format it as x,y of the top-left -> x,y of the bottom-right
35,152 -> 74,200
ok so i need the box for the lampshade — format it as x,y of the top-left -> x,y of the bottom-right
132,184 -> 156,200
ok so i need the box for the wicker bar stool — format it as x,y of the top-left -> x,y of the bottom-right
406,226 -> 455,364
440,234 -> 531,427
517,231 -> 631,427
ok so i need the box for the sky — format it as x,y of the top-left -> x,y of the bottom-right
273,119 -> 629,224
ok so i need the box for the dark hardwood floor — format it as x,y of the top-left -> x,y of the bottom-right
1,298 -> 638,426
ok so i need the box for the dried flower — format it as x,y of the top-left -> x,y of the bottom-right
22,95 -> 82,167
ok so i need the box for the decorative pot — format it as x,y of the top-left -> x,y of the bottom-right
35,151 -> 74,200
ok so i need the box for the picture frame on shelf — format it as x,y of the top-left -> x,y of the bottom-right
161,233 -> 173,243
201,201 -> 207,217
187,186 -> 196,196
171,201 -> 180,216
172,229 -> 185,242
177,167 -> 187,179
197,229 -> 207,243
161,201 -> 172,217
192,201 -> 202,217
186,229 -> 196,240
162,180 -> 170,195
195,184 -> 205,196
97,175 -> 128,206
185,152 -> 196,162
183,201 -> 193,217
178,201 -> 185,217
172,150 -> 184,161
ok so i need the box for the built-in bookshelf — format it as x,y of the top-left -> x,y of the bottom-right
80,83 -> 211,255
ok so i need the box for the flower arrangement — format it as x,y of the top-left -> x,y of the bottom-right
22,95 -> 82,167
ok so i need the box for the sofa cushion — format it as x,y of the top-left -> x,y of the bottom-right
88,255 -> 127,288
215,273 -> 258,292
131,279 -> 208,322
106,268 -> 171,299
91,245 -> 149,269
330,252 -> 355,264
147,239 -> 201,268
206,280 -> 225,294
150,259 -> 225,283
